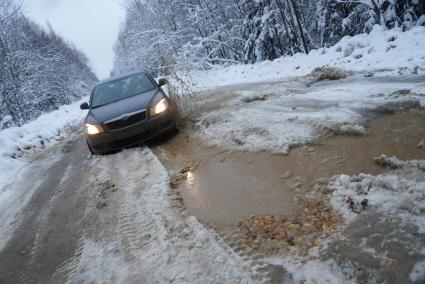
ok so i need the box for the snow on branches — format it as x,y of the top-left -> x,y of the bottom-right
113,0 -> 425,76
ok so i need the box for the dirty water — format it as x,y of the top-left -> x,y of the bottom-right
152,109 -> 425,224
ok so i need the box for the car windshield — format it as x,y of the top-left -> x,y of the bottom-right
91,73 -> 156,108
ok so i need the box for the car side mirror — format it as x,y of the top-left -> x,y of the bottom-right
158,78 -> 168,87
80,102 -> 89,110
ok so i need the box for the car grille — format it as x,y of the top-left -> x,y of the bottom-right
105,111 -> 146,131
107,119 -> 174,149
108,128 -> 157,148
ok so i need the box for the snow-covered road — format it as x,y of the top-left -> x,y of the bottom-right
0,75 -> 424,283
0,134 -> 261,283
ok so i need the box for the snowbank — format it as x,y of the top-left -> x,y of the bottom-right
186,25 -> 425,90
328,156 -> 425,233
0,98 -> 88,190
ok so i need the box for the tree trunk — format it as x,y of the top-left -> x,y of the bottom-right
275,0 -> 295,55
289,0 -> 309,54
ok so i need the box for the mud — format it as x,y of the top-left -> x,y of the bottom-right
152,109 -> 425,224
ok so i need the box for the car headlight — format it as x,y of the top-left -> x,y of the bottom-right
85,123 -> 103,135
150,98 -> 168,116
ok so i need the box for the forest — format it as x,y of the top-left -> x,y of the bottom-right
113,0 -> 425,76
1,0 -> 424,129
0,0 -> 97,129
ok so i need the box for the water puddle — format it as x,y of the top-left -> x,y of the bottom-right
151,109 -> 425,224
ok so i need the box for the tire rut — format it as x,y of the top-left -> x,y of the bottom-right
0,137 -> 92,284
118,202 -> 154,258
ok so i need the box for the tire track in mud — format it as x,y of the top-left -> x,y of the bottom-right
23,189 -> 62,282
117,202 -> 154,258
15,194 -> 51,283
27,165 -> 75,265
53,234 -> 87,281
49,162 -> 91,282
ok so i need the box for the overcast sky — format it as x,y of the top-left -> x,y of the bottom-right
24,0 -> 125,80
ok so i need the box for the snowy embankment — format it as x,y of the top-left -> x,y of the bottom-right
188,25 -> 425,90
0,98 -> 88,190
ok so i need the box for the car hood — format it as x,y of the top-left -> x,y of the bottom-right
88,89 -> 158,123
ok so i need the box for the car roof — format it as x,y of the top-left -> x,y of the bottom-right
94,70 -> 151,88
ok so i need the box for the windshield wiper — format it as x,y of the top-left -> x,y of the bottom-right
91,103 -> 109,109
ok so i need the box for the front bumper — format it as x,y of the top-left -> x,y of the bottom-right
86,111 -> 176,154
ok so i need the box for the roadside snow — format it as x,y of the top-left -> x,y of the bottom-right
64,238 -> 132,284
186,25 -> 425,90
330,173 -> 425,232
328,156 -> 425,233
0,97 -> 88,192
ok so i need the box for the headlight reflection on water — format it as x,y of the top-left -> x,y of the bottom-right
187,171 -> 195,185
186,171 -> 200,194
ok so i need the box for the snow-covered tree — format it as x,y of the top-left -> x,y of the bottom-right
0,3 -> 97,129
113,0 -> 425,75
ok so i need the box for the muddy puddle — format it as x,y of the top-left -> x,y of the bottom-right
151,109 -> 425,225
